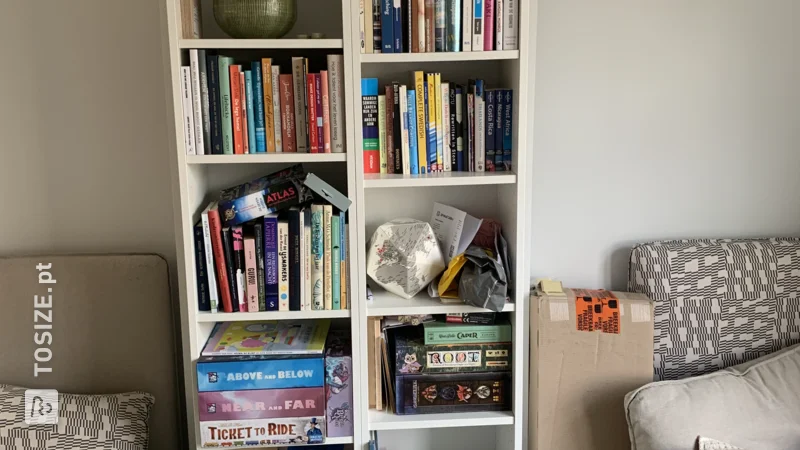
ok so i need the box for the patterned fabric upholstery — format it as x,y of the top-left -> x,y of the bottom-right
628,238 -> 800,380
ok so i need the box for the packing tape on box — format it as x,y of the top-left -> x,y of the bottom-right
549,301 -> 569,322
630,303 -> 652,323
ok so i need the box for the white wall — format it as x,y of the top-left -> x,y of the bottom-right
530,0 -> 800,290
0,0 -> 175,264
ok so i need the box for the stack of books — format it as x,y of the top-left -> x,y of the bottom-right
194,165 -> 351,313
180,51 -> 346,155
361,75 -> 512,174
360,0 -> 518,53
197,320 -> 353,446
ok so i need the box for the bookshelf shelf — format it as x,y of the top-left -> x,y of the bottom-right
367,289 -> 515,316
363,171 -> 517,188
368,410 -> 514,431
361,50 -> 519,63
196,310 -> 351,322
186,153 -> 347,164
178,39 -> 344,49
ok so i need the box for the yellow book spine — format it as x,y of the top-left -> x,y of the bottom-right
414,71 -> 427,173
434,73 -> 443,170
426,73 -> 437,171
262,59 -> 276,153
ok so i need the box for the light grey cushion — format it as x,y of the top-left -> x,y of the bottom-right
625,344 -> 800,450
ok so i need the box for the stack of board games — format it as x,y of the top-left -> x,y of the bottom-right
194,165 -> 352,314
197,320 -> 331,447
324,331 -> 354,437
387,316 -> 512,414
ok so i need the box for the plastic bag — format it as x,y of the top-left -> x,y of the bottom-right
458,245 -> 508,312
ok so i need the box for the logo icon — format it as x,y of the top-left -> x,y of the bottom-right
25,389 -> 58,425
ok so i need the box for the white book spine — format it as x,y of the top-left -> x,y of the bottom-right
271,67 -> 283,152
503,0 -> 517,50
311,204 -> 324,310
399,85 -> 410,175
298,210 -> 306,311
200,209 -> 218,311
189,50 -> 205,154
359,0 -> 366,53
475,94 -> 485,172
472,0 -> 484,51
495,0 -> 503,51
291,57 -> 308,152
441,83 -> 451,172
323,205 -> 333,311
277,221 -> 289,311
461,0 -> 472,51
416,0 -> 426,51
304,212 -> 312,311
327,55 -> 346,153
198,50 -> 211,154
180,67 -> 196,155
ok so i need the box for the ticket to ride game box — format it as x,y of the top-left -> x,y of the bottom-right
200,416 -> 325,447
393,371 -> 511,415
198,387 -> 325,421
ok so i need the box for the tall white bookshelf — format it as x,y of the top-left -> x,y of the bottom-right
161,0 -> 536,447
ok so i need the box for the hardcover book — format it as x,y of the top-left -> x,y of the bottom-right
423,320 -> 512,344
201,205 -> 219,311
262,59 -> 275,152
230,65 -> 244,154
320,70 -> 331,153
253,221 -> 266,311
446,0 -> 461,51
279,73 -> 297,153
483,0 -> 494,50
412,72 -> 427,173
189,50 -> 205,154
331,213 -> 341,310
244,233 -> 259,312
392,326 -> 511,374
434,0 -> 445,51
393,371 -> 511,415
200,416 -> 325,447
232,225 -> 246,311
264,214 -> 279,311
288,208 -> 301,311
278,220 -> 290,311
194,222 -> 211,311
206,54 -> 223,155
245,70 -> 256,153
323,205 -> 333,310
327,55 -> 346,153
384,85 -> 394,174
406,89 -> 419,175
378,95 -> 387,173
398,84 -> 410,175
240,71 -> 249,153
303,208 -> 312,311
180,67 -> 196,155
310,204 -> 324,310
441,82 -> 450,172
391,82 -> 402,173
198,387 -> 325,421
425,75 -> 437,172
271,66 -> 283,152
307,74 -> 318,153
206,202 -> 233,312
314,74 -> 323,154
251,61 -> 266,153
219,56 -> 234,154
202,320 -> 331,356
361,78 -> 379,173
222,227 -> 240,312
325,331 -> 353,437
291,57 -> 308,152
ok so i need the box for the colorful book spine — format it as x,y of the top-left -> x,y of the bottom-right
201,206 -> 219,311
413,72 -> 427,173
271,66 -> 283,152
441,82 -> 451,172
180,67 -> 196,155
251,62 -> 266,153
475,79 -> 485,172
381,0 -> 394,53
302,58 -> 310,151
264,214 -> 279,311
307,74 -> 319,153
339,214 -> 347,309
196,356 -> 325,392
425,77 -> 437,172
207,204 -> 233,312
384,86 -> 395,174
200,417 -> 325,447
449,82 -> 457,171
434,0 -> 445,51
361,78 -> 380,173
502,89 -> 513,171
410,0 -> 419,52
495,0 -> 504,51
198,50 -> 211,154
194,223 -> 211,311
207,55 -> 223,155
391,82 -> 402,173
244,70 -> 256,154
288,209 -> 301,311
392,0 -> 402,52
327,55 -> 345,153
232,225 -> 246,311
503,0 -> 518,49
434,74 -> 443,171
221,227 -> 239,312
495,88 -> 504,171
399,84 -> 410,175
446,0 -> 461,51
198,387 -> 325,421
472,0 -> 484,51
414,0 -> 425,52
229,65 -> 243,154
261,59 -> 275,153
291,57 -> 308,152
323,205 -> 333,310
424,322 -> 512,344
485,89 -> 495,171
483,0 -> 494,51
244,234 -> 258,312
314,74 -> 323,154
455,87 -> 464,171
425,0 -> 435,52
311,205 -> 324,310
240,71 -> 249,153
378,95 -> 387,173
331,214 -> 341,310
189,50 -> 205,154
303,208 -> 312,311
277,220 -> 290,311
218,57 -> 234,154
279,74 -> 297,153
461,0 -> 472,51
320,71 -> 331,153
254,221 -> 266,311
407,90 -> 419,175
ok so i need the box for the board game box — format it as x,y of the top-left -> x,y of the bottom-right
202,320 -> 331,356
200,416 -> 325,447
197,354 -> 324,392
393,371 -> 511,415
198,387 -> 325,421
324,330 -> 353,437
391,326 -> 511,375
423,320 -> 512,344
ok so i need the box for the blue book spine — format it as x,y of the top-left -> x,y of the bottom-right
494,89 -> 505,171
197,356 -> 324,392
393,0 -> 402,52
251,62 -> 266,153
381,0 -> 394,53
425,83 -> 437,173
407,90 -> 419,175
485,89 -> 495,172
502,89 -> 513,171
331,215 -> 341,310
244,70 -> 256,154
207,54 -> 223,155
194,223 -> 211,311
264,215 -> 279,311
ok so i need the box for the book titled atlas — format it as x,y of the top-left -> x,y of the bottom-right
202,320 -> 331,356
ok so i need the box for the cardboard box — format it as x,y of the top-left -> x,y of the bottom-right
531,288 -> 654,450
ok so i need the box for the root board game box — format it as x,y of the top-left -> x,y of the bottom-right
197,354 -> 324,392
393,371 -> 511,415
198,387 -> 325,421
324,331 -> 353,437
391,325 -> 511,375
200,416 -> 325,447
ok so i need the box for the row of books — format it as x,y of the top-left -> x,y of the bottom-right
181,51 -> 346,155
197,320 -> 353,446
361,74 -> 512,174
360,0 -> 518,53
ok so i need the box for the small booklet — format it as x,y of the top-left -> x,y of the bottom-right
430,202 -> 482,265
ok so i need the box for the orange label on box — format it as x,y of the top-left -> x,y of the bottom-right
574,289 -> 621,334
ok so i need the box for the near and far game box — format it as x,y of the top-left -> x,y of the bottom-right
393,371 -> 511,415
198,387 -> 325,421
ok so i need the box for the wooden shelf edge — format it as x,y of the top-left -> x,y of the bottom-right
368,410 -> 514,431
363,172 -> 517,188
179,39 -> 344,49
186,154 -> 347,164
361,50 -> 519,63
196,310 -> 351,322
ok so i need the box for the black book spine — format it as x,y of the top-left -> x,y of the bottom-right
222,227 -> 239,311
449,82 -> 457,171
288,209 -> 302,311
403,0 -> 411,53
254,221 -> 266,312
392,81 -> 402,172
194,222 -> 211,311
207,54 -> 223,155
232,225 -> 245,311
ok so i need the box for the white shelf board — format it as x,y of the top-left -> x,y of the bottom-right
196,310 -> 351,322
367,290 -> 515,316
361,50 -> 519,63
195,436 -> 353,449
179,39 -> 344,49
364,171 -> 516,188
186,153 -> 347,164
368,410 -> 514,431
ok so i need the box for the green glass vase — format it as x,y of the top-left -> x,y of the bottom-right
213,0 -> 297,39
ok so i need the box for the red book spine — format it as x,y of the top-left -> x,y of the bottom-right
307,74 -> 318,153
229,65 -> 244,154
385,85 -> 395,174
240,71 -> 249,154
314,74 -> 323,153
320,70 -> 331,153
484,0 -> 494,50
279,74 -> 297,153
208,207 -> 233,313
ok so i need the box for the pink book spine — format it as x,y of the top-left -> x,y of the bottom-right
197,387 -> 325,421
244,236 -> 259,312
484,0 -> 494,50
321,71 -> 331,153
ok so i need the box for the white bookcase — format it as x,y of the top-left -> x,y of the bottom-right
161,0 -> 536,447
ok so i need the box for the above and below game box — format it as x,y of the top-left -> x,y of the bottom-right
197,354 -> 324,392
